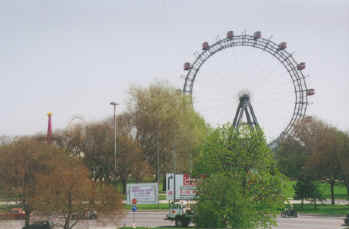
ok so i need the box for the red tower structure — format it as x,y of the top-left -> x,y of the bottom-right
47,112 -> 52,144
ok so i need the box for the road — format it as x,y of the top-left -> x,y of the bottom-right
122,211 -> 346,229
0,211 -> 346,229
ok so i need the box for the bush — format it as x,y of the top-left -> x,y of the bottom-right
193,125 -> 290,229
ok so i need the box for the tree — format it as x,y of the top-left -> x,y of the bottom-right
54,116 -> 152,193
193,125 -> 290,229
117,134 -> 152,192
0,137 -> 61,227
334,130 -> 349,197
275,118 -> 349,202
81,121 -> 115,183
33,152 -> 124,229
54,123 -> 87,158
294,117 -> 344,204
293,176 -> 324,209
274,136 -> 308,179
103,112 -> 153,191
127,81 -> 209,181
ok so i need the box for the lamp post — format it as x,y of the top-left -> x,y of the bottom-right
157,134 -> 160,184
110,102 -> 119,170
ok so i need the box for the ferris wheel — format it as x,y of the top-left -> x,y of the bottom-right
182,30 -> 315,141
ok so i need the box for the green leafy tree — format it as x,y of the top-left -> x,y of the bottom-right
293,176 -> 324,209
193,125 -> 290,229
274,136 -> 308,179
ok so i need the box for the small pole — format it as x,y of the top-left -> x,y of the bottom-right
132,198 -> 137,228
132,211 -> 135,228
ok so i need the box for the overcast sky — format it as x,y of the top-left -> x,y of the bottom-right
1,0 -> 348,141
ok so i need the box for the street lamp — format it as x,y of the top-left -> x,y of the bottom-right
110,102 -> 119,170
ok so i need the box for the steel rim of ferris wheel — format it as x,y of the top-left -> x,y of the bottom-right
182,30 -> 315,140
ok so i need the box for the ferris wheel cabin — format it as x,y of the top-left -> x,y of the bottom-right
306,88 -> 315,96
297,62 -> 306,70
227,31 -> 234,40
278,42 -> 287,50
253,31 -> 262,40
202,41 -> 210,50
184,62 -> 192,71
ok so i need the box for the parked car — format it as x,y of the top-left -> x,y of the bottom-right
0,208 -> 26,220
22,220 -> 52,229
344,213 -> 349,226
280,207 -> 298,218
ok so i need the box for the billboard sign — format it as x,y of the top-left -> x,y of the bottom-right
166,173 -> 197,201
126,183 -> 158,205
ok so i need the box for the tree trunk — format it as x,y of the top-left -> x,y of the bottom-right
65,191 -> 72,229
313,198 -> 317,209
24,213 -> 30,227
122,179 -> 127,195
301,199 -> 304,209
163,176 -> 167,192
330,181 -> 335,205
23,196 -> 30,227
64,216 -> 70,229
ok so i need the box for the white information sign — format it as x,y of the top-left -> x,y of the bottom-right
126,183 -> 158,205
166,173 -> 197,201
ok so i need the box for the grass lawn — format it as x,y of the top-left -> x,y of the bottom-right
120,227 -> 192,229
289,181 -> 348,200
123,203 -> 169,210
123,202 -> 349,217
159,193 -> 167,200
319,182 -> 348,200
294,203 -> 349,216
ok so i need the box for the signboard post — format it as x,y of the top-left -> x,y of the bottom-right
132,206 -> 136,228
131,198 -> 137,228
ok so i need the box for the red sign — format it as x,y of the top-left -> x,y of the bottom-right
183,173 -> 196,186
132,198 -> 137,205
